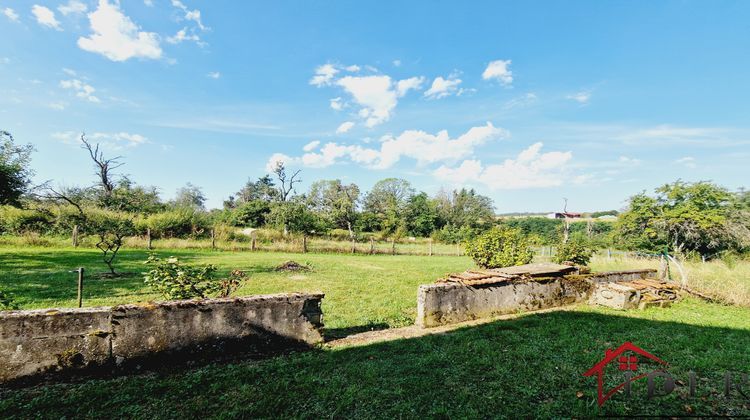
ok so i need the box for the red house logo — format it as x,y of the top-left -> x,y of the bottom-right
583,342 -> 669,406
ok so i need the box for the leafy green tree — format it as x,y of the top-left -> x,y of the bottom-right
106,178 -> 164,214
233,175 -> 278,205
267,200 -> 321,235
0,131 -> 34,206
171,183 -> 206,210
306,179 -> 360,237
230,200 -> 271,227
435,188 -> 495,230
616,181 -> 743,258
465,226 -> 534,268
405,192 -> 438,236
363,178 -> 414,234
554,235 -> 594,265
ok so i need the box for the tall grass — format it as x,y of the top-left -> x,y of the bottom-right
589,254 -> 750,307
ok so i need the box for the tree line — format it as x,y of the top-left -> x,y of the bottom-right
1,131 -> 749,265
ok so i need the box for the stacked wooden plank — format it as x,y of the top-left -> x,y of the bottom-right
616,278 -> 680,308
437,263 -> 578,286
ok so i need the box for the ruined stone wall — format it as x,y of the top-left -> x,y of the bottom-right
416,270 -> 656,327
0,293 -> 324,384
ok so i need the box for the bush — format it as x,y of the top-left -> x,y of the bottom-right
142,208 -> 211,238
143,255 -> 246,300
554,237 -> 595,266
0,288 -> 19,310
464,226 -> 534,269
0,205 -> 52,234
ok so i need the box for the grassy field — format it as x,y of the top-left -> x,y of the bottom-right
0,245 -> 471,331
2,245 -> 750,417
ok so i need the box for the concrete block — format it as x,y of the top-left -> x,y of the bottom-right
588,282 -> 641,310
0,307 -> 111,382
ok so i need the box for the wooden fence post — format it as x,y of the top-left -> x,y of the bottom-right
251,232 -> 257,252
428,239 -> 433,256
72,225 -> 79,247
76,267 -> 84,308
351,238 -> 356,254
369,237 -> 375,255
146,228 -> 152,250
391,238 -> 396,255
302,234 -> 308,253
211,229 -> 216,250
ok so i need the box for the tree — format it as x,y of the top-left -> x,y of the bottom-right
108,178 -> 164,214
616,181 -> 743,258
267,200 -> 320,235
80,134 -> 123,202
85,208 -> 135,275
306,179 -> 360,238
435,188 -> 495,230
363,178 -> 414,234
172,183 -> 206,210
233,175 -> 278,206
272,161 -> 301,202
405,192 -> 438,237
0,131 -> 34,206
230,200 -> 271,227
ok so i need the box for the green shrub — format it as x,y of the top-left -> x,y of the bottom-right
464,226 -> 534,269
0,288 -> 19,310
0,205 -> 52,234
143,208 -> 210,238
554,238 -> 594,266
143,255 -> 246,300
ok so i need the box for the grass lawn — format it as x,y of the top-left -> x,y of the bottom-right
2,245 -> 750,417
0,245 -> 472,331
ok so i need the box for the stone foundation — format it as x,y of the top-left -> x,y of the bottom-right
416,270 -> 655,327
0,293 -> 324,384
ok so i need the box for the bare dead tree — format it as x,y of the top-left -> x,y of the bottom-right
80,133 -> 124,197
272,161 -> 302,202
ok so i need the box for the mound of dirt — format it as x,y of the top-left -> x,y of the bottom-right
275,261 -> 311,272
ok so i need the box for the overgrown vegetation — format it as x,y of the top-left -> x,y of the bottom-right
142,255 -> 245,300
464,226 -> 534,268
554,236 -> 595,266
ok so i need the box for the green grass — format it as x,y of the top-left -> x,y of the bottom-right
0,245 -> 471,330
2,245 -> 750,417
1,299 -> 749,417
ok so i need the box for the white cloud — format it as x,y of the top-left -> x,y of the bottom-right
434,142 -> 574,189
273,122 -> 506,170
618,156 -> 642,165
336,121 -> 355,134
144,0 -> 154,6
303,140 -> 320,152
330,97 -> 344,111
336,75 -> 398,127
313,64 -> 424,127
392,59 -> 401,67
567,90 -> 591,104
78,0 -> 162,62
675,156 -> 697,168
265,152 -> 295,172
55,131 -> 148,148
171,0 -> 207,31
482,59 -> 513,85
32,5 -> 62,30
396,76 -> 425,97
310,63 -> 339,87
3,7 -> 19,22
166,27 -> 201,44
503,92 -> 537,109
60,79 -> 100,103
424,76 -> 462,99
62,67 -> 77,76
207,71 -> 221,79
58,0 -> 87,16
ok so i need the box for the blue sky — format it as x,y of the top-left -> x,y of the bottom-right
1,0 -> 749,212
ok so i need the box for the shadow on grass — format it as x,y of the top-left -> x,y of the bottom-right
322,322 -> 390,341
2,305 -> 749,418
